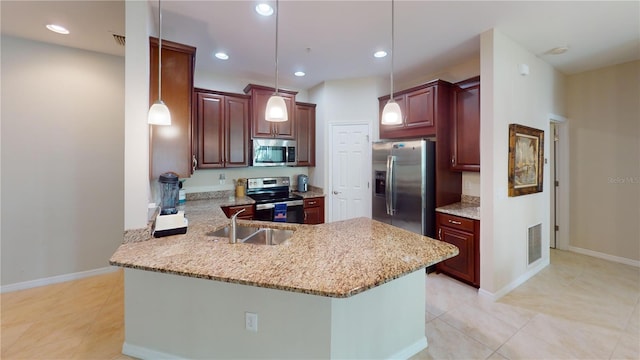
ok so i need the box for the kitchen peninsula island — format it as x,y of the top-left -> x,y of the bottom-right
110,198 -> 458,359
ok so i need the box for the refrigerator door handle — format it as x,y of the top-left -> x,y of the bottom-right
385,155 -> 392,215
386,155 -> 396,215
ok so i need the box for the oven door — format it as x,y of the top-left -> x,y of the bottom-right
254,200 -> 304,224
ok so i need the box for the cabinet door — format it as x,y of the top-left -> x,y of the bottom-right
225,96 -> 250,167
149,38 -> 196,179
273,96 -> 296,139
296,103 -> 316,166
245,85 -> 296,139
250,90 -> 275,138
437,225 -> 476,284
405,86 -> 435,134
451,76 -> 480,171
303,197 -> 325,224
196,93 -> 224,168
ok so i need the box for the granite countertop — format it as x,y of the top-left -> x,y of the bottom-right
292,187 -> 325,199
110,198 -> 458,298
435,196 -> 480,220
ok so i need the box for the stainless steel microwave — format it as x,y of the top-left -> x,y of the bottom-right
252,139 -> 297,167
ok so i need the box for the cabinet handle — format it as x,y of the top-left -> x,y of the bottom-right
304,211 -> 307,221
451,156 -> 455,164
438,228 -> 442,240
192,154 -> 198,172
308,201 -> 316,205
448,220 -> 462,225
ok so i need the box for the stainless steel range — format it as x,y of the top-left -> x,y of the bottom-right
246,177 -> 304,223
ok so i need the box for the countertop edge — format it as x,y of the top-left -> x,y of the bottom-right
109,248 -> 457,298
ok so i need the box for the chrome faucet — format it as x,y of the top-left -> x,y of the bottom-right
229,208 -> 246,244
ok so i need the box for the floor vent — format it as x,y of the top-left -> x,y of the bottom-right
528,224 -> 542,265
112,34 -> 125,46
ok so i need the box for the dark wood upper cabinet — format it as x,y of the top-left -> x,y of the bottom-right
451,76 -> 480,172
149,37 -> 196,180
379,79 -> 461,207
378,80 -> 450,139
194,89 -> 250,169
295,102 -> 316,167
243,84 -> 297,139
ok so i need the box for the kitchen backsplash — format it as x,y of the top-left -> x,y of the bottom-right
183,167 -> 309,194
462,172 -> 480,197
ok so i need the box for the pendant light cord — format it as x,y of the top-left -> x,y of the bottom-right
390,0 -> 395,98
158,0 -> 163,101
274,0 -> 279,95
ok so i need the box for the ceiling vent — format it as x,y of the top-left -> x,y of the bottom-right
112,34 -> 125,46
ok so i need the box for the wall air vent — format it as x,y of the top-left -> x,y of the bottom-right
112,34 -> 125,46
528,223 -> 542,265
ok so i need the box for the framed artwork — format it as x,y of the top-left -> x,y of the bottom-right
508,124 -> 544,196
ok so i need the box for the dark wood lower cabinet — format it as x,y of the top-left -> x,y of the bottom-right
303,197 -> 325,224
221,205 -> 254,220
436,213 -> 480,287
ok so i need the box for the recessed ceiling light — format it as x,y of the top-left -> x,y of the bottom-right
546,46 -> 570,55
294,71 -> 305,77
46,24 -> 69,35
374,50 -> 387,58
214,52 -> 229,60
255,3 -> 274,16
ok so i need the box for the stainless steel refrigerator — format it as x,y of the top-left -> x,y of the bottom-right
372,139 -> 436,237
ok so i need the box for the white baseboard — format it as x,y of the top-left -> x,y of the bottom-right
0,266 -> 120,293
122,342 -> 186,360
388,336 -> 428,360
478,259 -> 549,301
568,246 -> 640,268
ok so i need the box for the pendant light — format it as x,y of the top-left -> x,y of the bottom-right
148,0 -> 171,125
381,0 -> 402,125
265,0 -> 288,122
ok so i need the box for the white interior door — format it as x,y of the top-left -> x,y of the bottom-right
329,124 -> 371,222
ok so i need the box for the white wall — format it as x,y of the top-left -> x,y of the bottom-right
480,29 -> 566,296
1,36 -> 124,286
567,60 -> 640,262
308,77 -> 383,191
124,0 -> 152,230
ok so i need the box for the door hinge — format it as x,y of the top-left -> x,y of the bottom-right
555,225 -> 559,231
555,180 -> 559,187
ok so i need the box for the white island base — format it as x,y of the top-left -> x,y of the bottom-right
122,268 -> 427,359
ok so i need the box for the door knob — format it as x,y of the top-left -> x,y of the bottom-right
333,191 -> 341,195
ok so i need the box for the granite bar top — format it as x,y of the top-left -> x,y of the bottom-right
111,198 -> 458,298
435,196 -> 480,220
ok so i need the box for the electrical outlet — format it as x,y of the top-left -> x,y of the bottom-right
219,173 -> 226,185
245,312 -> 258,332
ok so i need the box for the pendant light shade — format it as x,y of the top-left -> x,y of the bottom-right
148,0 -> 171,125
265,95 -> 288,122
265,0 -> 288,123
148,100 -> 171,125
381,0 -> 402,126
381,100 -> 402,125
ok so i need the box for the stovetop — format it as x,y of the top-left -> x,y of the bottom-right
245,176 -> 302,204
248,192 -> 303,204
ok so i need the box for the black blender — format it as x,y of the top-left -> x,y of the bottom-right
153,172 -> 188,237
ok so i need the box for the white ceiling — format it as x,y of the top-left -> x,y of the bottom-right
2,1 -> 639,90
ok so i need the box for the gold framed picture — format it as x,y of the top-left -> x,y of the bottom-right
508,124 -> 544,196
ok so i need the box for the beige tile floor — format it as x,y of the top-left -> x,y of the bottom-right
1,249 -> 638,359
414,249 -> 640,360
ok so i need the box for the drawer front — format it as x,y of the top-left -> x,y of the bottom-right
223,205 -> 255,218
304,197 -> 324,208
437,213 -> 474,232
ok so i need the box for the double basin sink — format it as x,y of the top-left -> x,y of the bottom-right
209,226 -> 294,245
